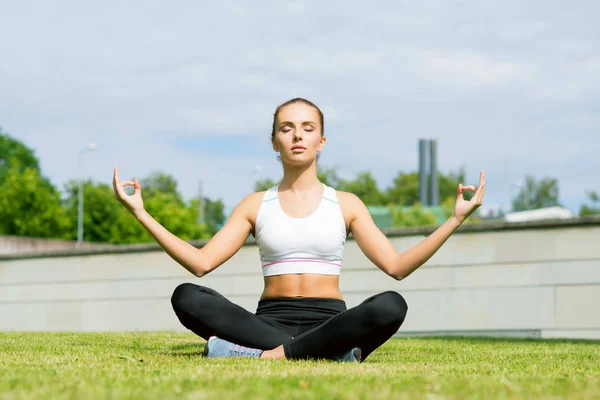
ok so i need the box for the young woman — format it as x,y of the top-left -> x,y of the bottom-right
112,98 -> 485,362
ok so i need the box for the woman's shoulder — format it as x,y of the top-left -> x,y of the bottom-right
332,189 -> 365,216
234,190 -> 274,222
334,189 -> 362,204
328,190 -> 366,230
241,191 -> 269,208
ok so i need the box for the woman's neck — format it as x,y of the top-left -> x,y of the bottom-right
279,162 -> 321,192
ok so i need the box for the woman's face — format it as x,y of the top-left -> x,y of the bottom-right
272,102 -> 326,166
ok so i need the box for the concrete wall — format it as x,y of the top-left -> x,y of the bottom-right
1,217 -> 600,339
0,235 -> 115,255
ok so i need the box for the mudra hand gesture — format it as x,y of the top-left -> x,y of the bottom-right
112,166 -> 145,216
453,170 -> 486,223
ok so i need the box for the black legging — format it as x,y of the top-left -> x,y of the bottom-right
171,283 -> 408,361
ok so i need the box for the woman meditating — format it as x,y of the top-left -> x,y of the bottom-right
112,98 -> 485,362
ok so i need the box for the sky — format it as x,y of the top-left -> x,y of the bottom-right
1,0 -> 599,215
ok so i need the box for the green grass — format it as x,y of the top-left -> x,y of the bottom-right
1,333 -> 599,399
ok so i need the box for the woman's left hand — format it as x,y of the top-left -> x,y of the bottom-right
453,170 -> 486,223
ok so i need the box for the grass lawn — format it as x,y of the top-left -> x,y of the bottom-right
1,332 -> 599,399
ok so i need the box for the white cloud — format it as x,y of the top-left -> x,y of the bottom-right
405,49 -> 535,89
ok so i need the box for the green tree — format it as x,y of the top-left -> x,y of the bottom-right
390,203 -> 437,227
253,167 -> 466,208
0,128 -> 56,193
189,197 -> 226,236
386,172 -> 419,206
338,171 -> 387,205
0,128 -> 40,180
579,191 -> 600,216
63,180 -> 129,243
143,191 -> 208,242
317,167 -> 343,188
253,167 -> 343,192
439,168 -> 467,201
254,178 -> 279,192
140,172 -> 182,202
63,173 -> 210,244
512,176 -> 560,211
0,131 -> 69,238
0,166 -> 71,238
386,169 -> 466,206
204,198 -> 226,235
139,172 -> 209,241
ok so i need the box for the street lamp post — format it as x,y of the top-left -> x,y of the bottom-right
77,143 -> 97,247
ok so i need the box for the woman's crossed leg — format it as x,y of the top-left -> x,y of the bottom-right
170,283 -> 293,350
170,283 -> 408,361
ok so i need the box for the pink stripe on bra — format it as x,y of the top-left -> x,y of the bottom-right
262,259 -> 342,268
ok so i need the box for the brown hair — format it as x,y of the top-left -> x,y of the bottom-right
271,98 -> 324,141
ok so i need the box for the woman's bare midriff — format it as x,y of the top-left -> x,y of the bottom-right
261,274 -> 343,300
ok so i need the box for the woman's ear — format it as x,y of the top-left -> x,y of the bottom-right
317,135 -> 327,152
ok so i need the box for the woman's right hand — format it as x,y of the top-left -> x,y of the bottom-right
112,166 -> 145,217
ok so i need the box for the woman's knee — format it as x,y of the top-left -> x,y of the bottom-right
370,291 -> 408,327
170,283 -> 198,313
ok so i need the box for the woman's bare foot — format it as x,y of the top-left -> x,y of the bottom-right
260,344 -> 286,359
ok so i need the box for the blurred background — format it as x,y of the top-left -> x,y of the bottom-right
1,1 -> 599,338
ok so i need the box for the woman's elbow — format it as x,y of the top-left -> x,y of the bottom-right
383,263 -> 405,281
192,269 -> 205,278
190,262 -> 210,278
388,254 -> 407,281
391,271 -> 406,281
190,249 -> 213,277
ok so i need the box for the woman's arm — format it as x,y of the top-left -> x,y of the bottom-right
342,171 -> 486,281
113,167 -> 259,277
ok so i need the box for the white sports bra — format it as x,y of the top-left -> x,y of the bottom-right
255,184 -> 347,277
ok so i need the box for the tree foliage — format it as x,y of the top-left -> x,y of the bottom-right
0,129 -> 218,243
0,128 -> 40,180
386,169 -> 466,206
140,172 -> 182,202
253,166 -> 465,208
201,197 -> 226,235
253,167 -> 345,192
512,176 -> 560,211
0,166 -> 71,238
62,180 -> 141,243
579,191 -> 600,216
0,132 -> 69,237
0,128 -> 55,193
338,171 -> 388,205
254,178 -> 279,192
317,167 -> 343,188
6,121 -> 576,244
62,173 -> 212,244
390,203 -> 437,227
